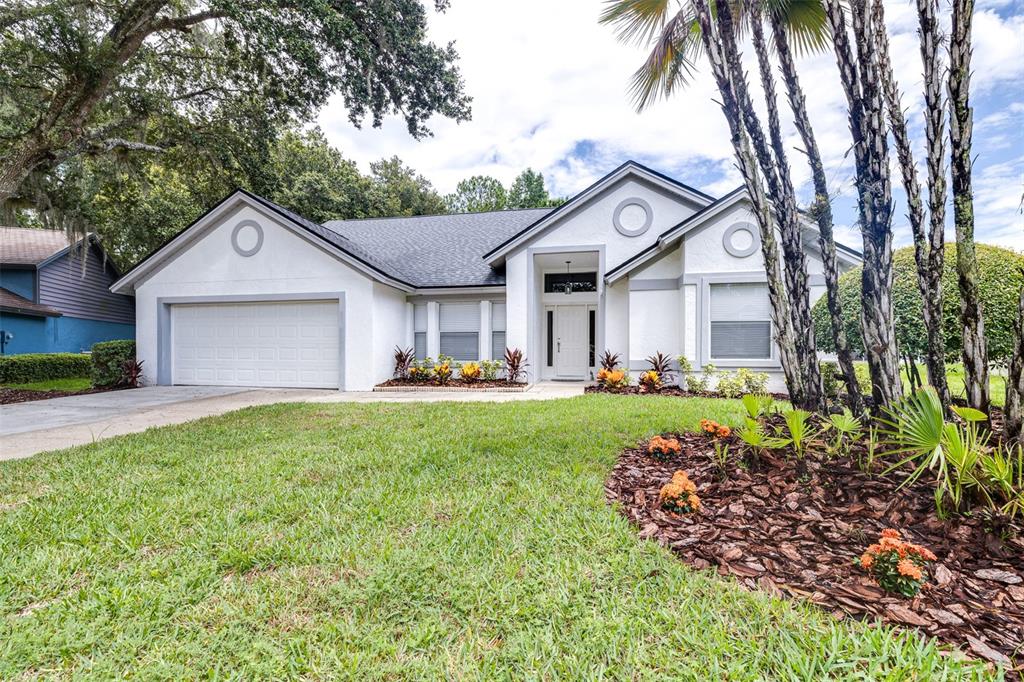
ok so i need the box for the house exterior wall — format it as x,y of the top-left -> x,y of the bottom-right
132,203 -> 385,390
503,176 -> 703,381
0,313 -> 133,355
1,268 -> 35,300
39,246 -> 135,324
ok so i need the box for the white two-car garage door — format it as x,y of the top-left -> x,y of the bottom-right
171,300 -> 340,388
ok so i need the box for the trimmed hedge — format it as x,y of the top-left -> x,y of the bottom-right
0,353 -> 92,384
813,244 -> 1024,362
91,340 -> 137,387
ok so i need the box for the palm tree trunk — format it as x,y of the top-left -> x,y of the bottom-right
689,0 -> 805,404
948,0 -> 990,414
743,7 -> 825,411
823,0 -> 903,409
871,0 -> 950,409
766,12 -> 863,413
1005,275 -> 1024,445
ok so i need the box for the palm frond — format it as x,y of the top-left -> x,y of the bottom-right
627,9 -> 702,110
599,0 -> 675,46
765,0 -> 831,55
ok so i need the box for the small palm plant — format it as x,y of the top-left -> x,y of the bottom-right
774,409 -> 817,475
825,410 -> 862,458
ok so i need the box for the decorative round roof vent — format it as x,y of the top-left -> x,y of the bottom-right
723,222 -> 759,258
231,220 -> 264,257
612,197 -> 653,237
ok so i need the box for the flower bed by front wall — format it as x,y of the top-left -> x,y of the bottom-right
606,429 -> 1024,671
373,379 -> 528,392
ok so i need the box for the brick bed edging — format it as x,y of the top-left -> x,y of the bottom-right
372,384 -> 531,393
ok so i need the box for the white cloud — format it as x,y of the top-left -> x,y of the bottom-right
317,0 -> 1024,248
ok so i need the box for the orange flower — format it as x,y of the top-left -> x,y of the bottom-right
687,493 -> 701,509
881,528 -> 901,540
859,552 -> 875,569
716,425 -> 731,438
908,544 -> 937,562
897,559 -> 923,581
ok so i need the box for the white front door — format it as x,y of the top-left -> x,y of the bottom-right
554,305 -> 588,378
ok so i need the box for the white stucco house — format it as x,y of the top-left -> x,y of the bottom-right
110,161 -> 861,391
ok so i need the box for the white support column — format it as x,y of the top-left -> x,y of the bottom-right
479,300 -> 491,360
405,302 -> 415,349
427,301 -> 440,358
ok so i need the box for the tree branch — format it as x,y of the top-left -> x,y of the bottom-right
149,10 -> 228,33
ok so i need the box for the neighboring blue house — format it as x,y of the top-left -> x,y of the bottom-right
0,227 -> 135,355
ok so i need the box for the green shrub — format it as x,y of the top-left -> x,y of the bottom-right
715,371 -> 745,398
0,353 -> 91,384
821,361 -> 840,398
737,367 -> 769,394
91,340 -> 136,387
812,244 -> 1024,362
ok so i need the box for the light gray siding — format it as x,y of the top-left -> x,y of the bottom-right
39,245 -> 135,324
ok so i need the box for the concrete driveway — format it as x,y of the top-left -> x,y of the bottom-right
0,382 -> 585,461
0,386 -> 328,461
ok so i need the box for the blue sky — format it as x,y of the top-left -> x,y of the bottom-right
319,0 -> 1023,251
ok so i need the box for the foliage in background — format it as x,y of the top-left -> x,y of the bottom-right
0,353 -> 90,384
813,245 -> 1024,363
0,0 -> 469,222
90,340 -> 136,388
445,169 -> 564,213
17,130 -> 449,270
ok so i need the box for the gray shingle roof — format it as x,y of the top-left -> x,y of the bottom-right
0,227 -> 71,265
323,209 -> 553,287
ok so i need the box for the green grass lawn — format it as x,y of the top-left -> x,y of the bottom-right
1,376 -> 92,392
0,396 -> 995,679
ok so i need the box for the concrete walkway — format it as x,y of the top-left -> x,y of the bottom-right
0,382 -> 585,461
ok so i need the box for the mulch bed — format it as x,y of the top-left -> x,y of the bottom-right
606,429 -> 1024,672
0,385 -> 127,405
376,379 -> 526,390
585,384 -> 789,401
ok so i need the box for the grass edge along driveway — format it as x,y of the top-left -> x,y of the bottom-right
0,395 -> 996,679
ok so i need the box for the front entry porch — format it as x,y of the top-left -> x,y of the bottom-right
531,250 -> 601,382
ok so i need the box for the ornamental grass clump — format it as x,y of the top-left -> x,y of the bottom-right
658,470 -> 701,514
647,435 -> 681,460
856,528 -> 937,597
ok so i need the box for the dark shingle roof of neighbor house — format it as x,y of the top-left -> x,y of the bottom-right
0,226 -> 72,265
322,209 -> 554,287
0,287 -> 62,317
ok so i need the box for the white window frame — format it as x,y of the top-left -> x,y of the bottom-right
439,302 -> 481,362
698,275 -> 777,368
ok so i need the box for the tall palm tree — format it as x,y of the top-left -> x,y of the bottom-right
870,0 -> 950,411
1007,278 -> 1024,444
822,0 -> 903,408
948,0 -> 990,414
600,0 -> 835,409
766,6 -> 863,414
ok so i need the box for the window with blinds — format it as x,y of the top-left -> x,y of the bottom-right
491,302 -> 506,360
439,303 -> 479,361
413,304 -> 427,359
709,283 -> 771,360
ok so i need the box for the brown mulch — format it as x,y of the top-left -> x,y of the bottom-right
606,430 -> 1024,672
0,384 -> 127,405
585,384 -> 791,401
376,379 -> 526,389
